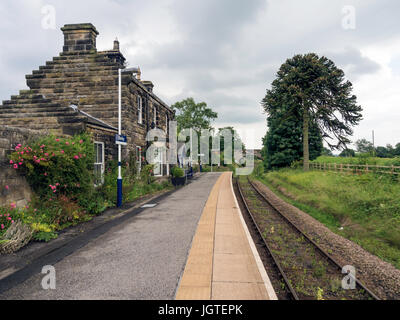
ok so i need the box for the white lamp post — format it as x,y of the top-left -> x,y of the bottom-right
117,66 -> 140,207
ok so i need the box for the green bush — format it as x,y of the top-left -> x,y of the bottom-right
33,231 -> 58,242
126,152 -> 139,182
4,133 -> 103,240
171,166 -> 184,178
140,164 -> 154,184
98,160 -> 119,206
253,161 -> 265,177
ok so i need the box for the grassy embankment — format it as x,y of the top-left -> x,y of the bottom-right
312,155 -> 400,166
254,162 -> 400,269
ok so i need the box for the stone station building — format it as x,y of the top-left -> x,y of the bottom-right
0,23 -> 175,206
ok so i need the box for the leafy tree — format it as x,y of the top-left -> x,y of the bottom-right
375,143 -> 400,158
171,97 -> 218,133
216,126 -> 245,165
386,144 -> 395,158
262,53 -> 362,171
262,107 -> 323,169
384,143 -> 400,157
339,148 -> 355,157
355,138 -> 374,154
376,146 -> 389,158
321,147 -> 333,156
171,98 -> 218,165
394,143 -> 400,157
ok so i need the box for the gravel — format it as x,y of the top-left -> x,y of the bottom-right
252,179 -> 400,300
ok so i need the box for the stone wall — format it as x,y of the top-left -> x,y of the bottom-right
0,125 -> 118,208
124,80 -> 172,152
0,126 -> 41,208
86,125 -> 117,162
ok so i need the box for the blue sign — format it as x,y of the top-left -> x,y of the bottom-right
115,134 -> 127,145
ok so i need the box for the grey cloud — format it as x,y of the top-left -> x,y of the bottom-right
215,104 -> 264,124
170,0 -> 266,45
324,47 -> 381,80
165,88 -> 264,125
389,53 -> 400,75
134,0 -> 267,69
354,0 -> 400,44
175,65 -> 275,93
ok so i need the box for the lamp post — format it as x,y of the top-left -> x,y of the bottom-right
117,66 -> 140,207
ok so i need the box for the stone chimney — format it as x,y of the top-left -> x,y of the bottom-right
142,80 -> 154,92
61,23 -> 99,53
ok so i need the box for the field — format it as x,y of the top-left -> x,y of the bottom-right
312,155 -> 400,166
254,167 -> 400,269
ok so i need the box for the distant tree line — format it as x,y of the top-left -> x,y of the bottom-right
337,138 -> 400,158
171,98 -> 245,166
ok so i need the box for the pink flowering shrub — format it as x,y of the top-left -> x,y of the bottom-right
9,133 -> 94,201
2,133 -> 171,242
6,133 -> 107,224
0,204 -> 18,237
0,133 -> 102,240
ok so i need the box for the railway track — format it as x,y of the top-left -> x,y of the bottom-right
235,176 -> 380,300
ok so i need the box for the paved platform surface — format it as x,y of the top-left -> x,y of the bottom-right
175,172 -> 276,300
0,173 -> 221,299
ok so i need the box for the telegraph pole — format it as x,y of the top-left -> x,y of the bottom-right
372,130 -> 375,157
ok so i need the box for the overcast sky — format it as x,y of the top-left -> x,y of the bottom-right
0,0 -> 399,149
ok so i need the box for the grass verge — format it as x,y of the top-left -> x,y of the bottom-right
254,168 -> 400,270
312,155 -> 400,166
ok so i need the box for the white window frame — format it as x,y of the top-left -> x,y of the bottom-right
153,147 -> 163,177
137,96 -> 143,124
94,141 -> 105,186
136,146 -> 142,174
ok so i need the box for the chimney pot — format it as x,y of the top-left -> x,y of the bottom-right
142,80 -> 154,92
113,37 -> 120,51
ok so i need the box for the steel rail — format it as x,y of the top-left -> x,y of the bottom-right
246,176 -> 381,301
235,177 -> 299,300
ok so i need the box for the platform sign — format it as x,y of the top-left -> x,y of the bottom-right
115,134 -> 127,145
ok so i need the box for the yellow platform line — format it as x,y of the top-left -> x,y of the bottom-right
175,174 -> 223,300
176,172 -> 276,300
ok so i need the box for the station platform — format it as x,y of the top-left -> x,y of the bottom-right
175,172 -> 277,300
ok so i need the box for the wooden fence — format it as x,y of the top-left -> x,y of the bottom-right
310,162 -> 400,176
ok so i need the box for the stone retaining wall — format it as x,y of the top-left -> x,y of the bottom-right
0,126 -> 41,208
